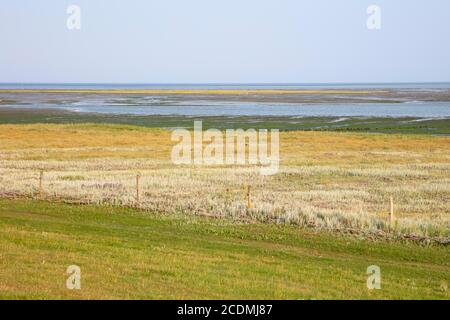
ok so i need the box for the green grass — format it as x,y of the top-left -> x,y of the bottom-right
0,108 -> 449,134
0,199 -> 448,300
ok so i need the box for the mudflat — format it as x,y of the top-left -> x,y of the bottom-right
1,88 -> 450,104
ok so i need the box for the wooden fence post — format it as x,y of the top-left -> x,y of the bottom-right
136,174 -> 141,206
39,170 -> 44,198
247,185 -> 253,209
389,196 -> 394,225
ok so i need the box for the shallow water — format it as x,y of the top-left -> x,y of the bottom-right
1,83 -> 450,117
65,101 -> 450,117
2,99 -> 450,117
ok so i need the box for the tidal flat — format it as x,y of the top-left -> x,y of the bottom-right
1,88 -> 449,128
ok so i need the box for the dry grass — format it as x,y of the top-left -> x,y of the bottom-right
0,124 -> 449,238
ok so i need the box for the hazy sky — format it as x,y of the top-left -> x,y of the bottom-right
1,0 -> 449,83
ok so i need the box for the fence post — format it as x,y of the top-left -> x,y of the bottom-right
247,185 -> 253,209
136,174 -> 141,206
39,170 -> 44,198
389,196 -> 394,225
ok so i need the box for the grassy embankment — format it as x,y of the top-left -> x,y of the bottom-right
0,198 -> 448,299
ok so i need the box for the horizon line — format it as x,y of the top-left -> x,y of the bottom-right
1,81 -> 450,86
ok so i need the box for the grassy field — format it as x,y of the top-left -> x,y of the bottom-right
0,124 -> 449,239
0,199 -> 448,299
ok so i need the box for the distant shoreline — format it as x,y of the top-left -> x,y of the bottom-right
2,87 -> 449,103
0,89 -> 386,95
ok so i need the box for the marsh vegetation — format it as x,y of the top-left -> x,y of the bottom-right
1,124 -> 448,240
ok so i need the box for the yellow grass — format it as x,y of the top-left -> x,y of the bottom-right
0,124 -> 449,237
0,124 -> 447,164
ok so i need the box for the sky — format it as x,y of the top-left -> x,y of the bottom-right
0,0 -> 449,84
